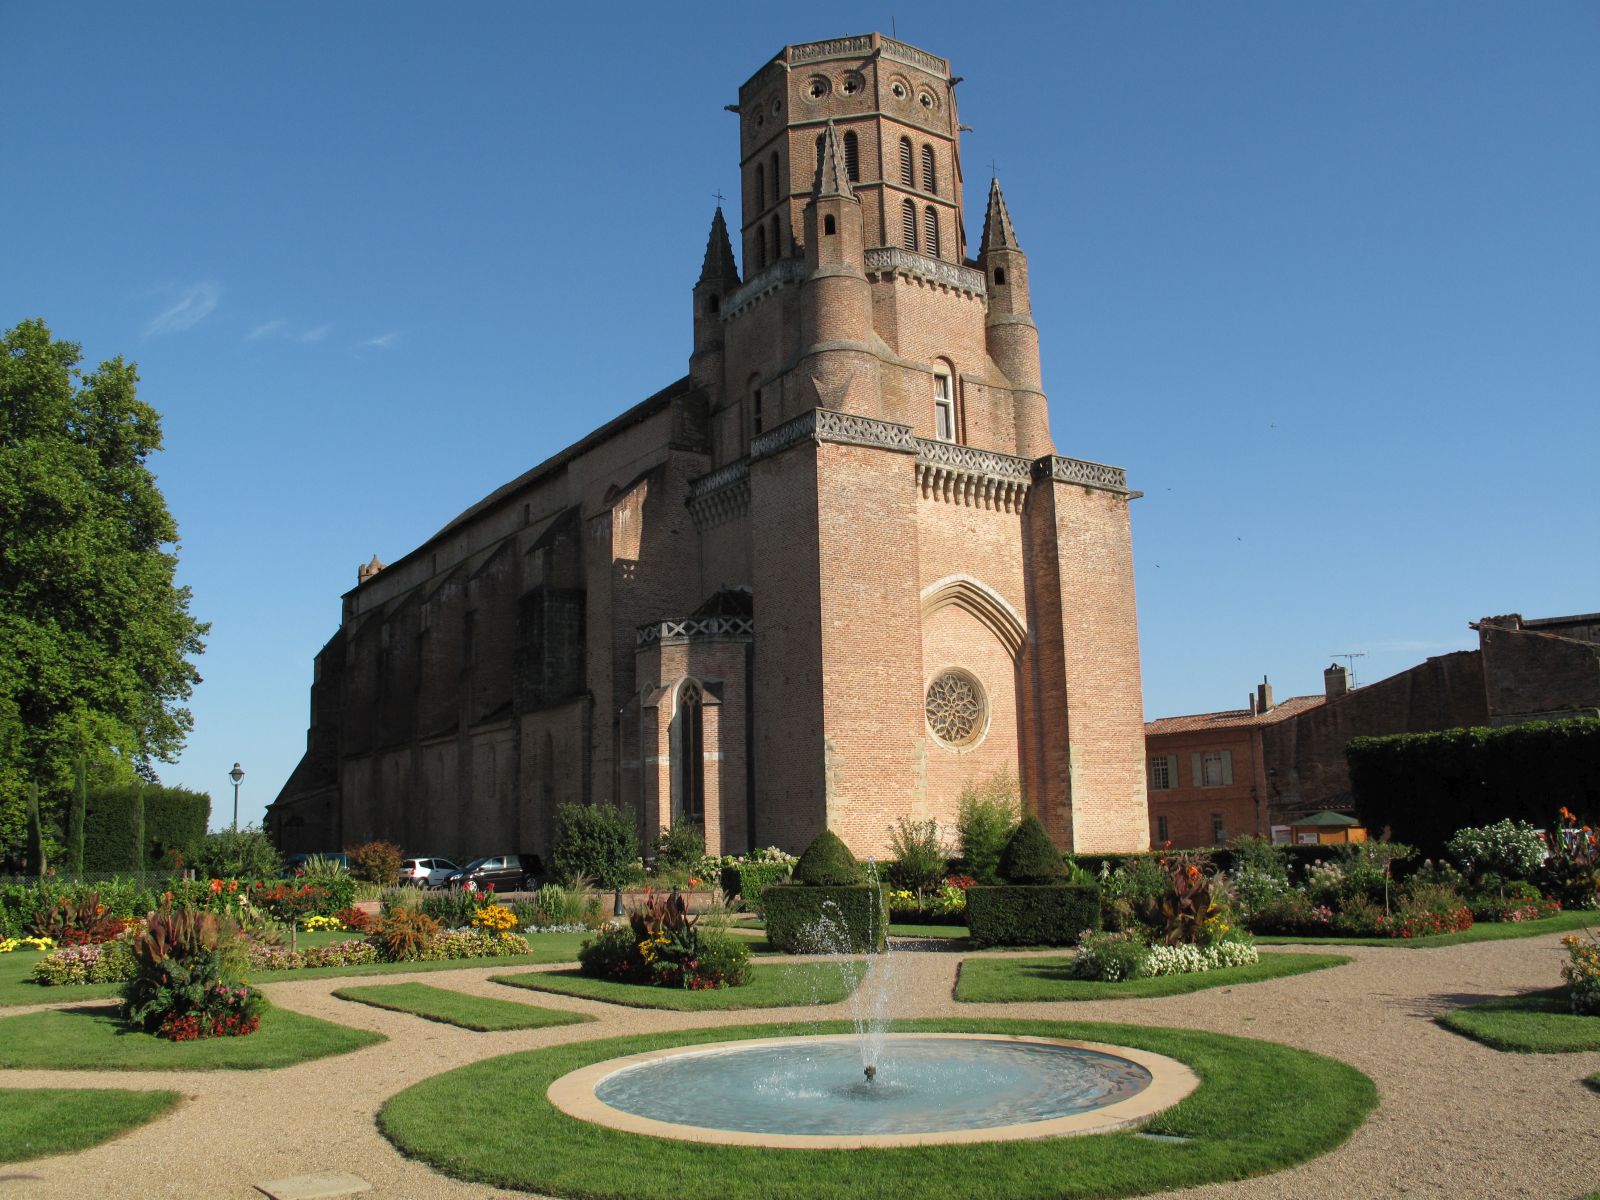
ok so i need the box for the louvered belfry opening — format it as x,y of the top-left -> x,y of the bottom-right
899,136 -> 914,187
921,143 -> 936,194
843,131 -> 859,181
924,206 -> 940,257
902,198 -> 918,250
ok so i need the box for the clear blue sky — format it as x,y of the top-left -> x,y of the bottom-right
5,2 -> 1596,830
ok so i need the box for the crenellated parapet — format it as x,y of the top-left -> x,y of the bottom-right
1034,455 -> 1132,495
864,248 -> 986,297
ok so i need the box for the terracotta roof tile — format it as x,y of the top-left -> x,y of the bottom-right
1145,694 -> 1325,736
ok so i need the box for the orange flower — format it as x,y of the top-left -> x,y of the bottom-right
209,879 -> 223,894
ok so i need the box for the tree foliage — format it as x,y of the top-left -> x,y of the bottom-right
0,319 -> 207,863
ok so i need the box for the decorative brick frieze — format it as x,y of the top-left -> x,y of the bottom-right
636,614 -> 756,647
751,408 -> 918,462
915,438 -> 1032,512
791,35 -> 875,63
723,258 -> 806,319
881,37 -> 949,77
686,458 -> 751,531
864,247 -> 987,297
1034,455 -> 1131,494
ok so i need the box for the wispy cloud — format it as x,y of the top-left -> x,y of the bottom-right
296,324 -> 331,343
144,282 -> 220,337
248,319 -> 287,340
360,331 -> 400,350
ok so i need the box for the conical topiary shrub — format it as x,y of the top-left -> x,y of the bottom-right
791,829 -> 862,886
998,815 -> 1066,885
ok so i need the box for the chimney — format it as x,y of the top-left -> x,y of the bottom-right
1256,676 -> 1274,713
1324,663 -> 1350,700
1247,693 -> 1258,716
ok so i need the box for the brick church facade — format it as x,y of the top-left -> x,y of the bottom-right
268,33 -> 1151,861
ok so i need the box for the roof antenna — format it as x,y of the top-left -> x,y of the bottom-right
1330,651 -> 1366,689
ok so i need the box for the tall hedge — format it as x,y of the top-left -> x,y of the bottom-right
762,884 -> 887,953
81,784 -> 209,873
1348,718 -> 1600,858
966,884 -> 1101,948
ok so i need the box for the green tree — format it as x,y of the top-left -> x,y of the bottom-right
0,318 -> 207,864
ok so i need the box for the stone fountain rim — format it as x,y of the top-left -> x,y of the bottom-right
545,1031 -> 1200,1149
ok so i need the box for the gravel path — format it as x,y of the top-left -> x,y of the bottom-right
2,933 -> 1597,1199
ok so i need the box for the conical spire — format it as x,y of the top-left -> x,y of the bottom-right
979,177 -> 1020,257
698,207 -> 739,283
812,120 -> 855,200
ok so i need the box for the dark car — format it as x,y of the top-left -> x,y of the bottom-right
443,854 -> 540,893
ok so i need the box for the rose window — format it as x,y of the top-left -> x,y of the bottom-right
925,671 -> 987,747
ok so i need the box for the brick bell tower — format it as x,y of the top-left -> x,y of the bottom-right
671,33 -> 1149,857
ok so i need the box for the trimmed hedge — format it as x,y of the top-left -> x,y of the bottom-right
718,861 -> 793,905
999,816 -> 1066,884
1077,845 -> 1355,881
966,884 -> 1101,948
1349,719 -> 1600,858
761,884 -> 888,953
81,785 -> 209,873
790,830 -> 861,886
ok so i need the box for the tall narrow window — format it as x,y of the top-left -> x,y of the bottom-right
823,214 -> 836,235
770,214 -> 781,259
921,144 -> 936,193
899,136 -> 914,186
924,206 -> 939,257
933,371 -> 954,441
754,163 -> 764,211
1157,814 -> 1169,843
756,225 -> 767,271
815,133 -> 826,182
768,152 -> 779,205
678,682 -> 705,822
901,198 -> 918,250
843,131 -> 860,181
751,387 -> 763,436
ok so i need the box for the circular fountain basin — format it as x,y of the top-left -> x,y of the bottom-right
547,1033 -> 1199,1148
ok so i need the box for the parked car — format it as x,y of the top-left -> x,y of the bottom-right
397,856 -> 461,888
442,854 -> 540,893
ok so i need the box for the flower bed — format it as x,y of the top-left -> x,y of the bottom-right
577,893 -> 749,989
1561,930 -> 1600,1016
1073,930 -> 1260,981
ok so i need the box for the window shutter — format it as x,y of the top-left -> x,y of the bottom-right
844,131 -> 859,181
924,206 -> 939,257
1166,755 -> 1178,788
921,143 -> 936,193
1221,750 -> 1234,785
902,199 -> 918,250
900,137 -> 914,186
1191,753 -> 1202,787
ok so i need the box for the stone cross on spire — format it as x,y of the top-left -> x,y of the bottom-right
698,206 -> 739,285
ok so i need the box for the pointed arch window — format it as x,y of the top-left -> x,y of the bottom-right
756,225 -> 768,271
769,152 -> 779,206
924,206 -> 940,257
770,214 -> 781,259
678,682 -> 705,822
843,131 -> 859,181
901,198 -> 918,251
899,137 -> 914,187
921,144 -> 936,194
754,163 -> 764,212
815,133 -> 826,183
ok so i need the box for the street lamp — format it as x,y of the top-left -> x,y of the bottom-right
228,762 -> 245,830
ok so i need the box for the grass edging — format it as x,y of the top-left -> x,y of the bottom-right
954,952 -> 1350,1003
1435,987 -> 1600,1053
491,961 -> 860,1011
1255,910 -> 1594,949
378,1017 -> 1377,1200
0,1087 -> 182,1162
333,982 -> 594,1031
0,1004 -> 385,1071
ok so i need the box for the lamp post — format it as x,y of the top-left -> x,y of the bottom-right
228,762 -> 245,830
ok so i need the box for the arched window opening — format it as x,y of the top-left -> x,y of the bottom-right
899,137 -> 914,187
756,226 -> 768,271
707,294 -> 720,315
993,267 -> 1007,286
815,133 -> 826,183
843,131 -> 860,181
677,682 -> 705,823
751,386 -> 764,436
769,152 -> 779,205
770,214 -> 781,259
921,144 -> 936,193
924,206 -> 940,257
901,198 -> 918,251
933,370 -> 955,442
754,163 -> 764,211
823,214 -> 836,235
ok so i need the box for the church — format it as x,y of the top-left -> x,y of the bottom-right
268,33 -> 1151,861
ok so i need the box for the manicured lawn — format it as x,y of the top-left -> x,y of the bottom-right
491,961 -> 861,1011
333,983 -> 594,1031
378,1017 -> 1377,1200
0,1087 -> 182,1162
954,952 -> 1350,1003
1255,911 -> 1595,949
0,1004 -> 384,1070
1436,987 -> 1600,1053
888,923 -> 968,939
0,931 -> 594,1008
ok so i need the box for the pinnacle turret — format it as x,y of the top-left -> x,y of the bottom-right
812,121 -> 855,200
698,207 -> 740,285
978,177 -> 1020,257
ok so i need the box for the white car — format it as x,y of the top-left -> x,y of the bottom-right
397,857 -> 461,888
